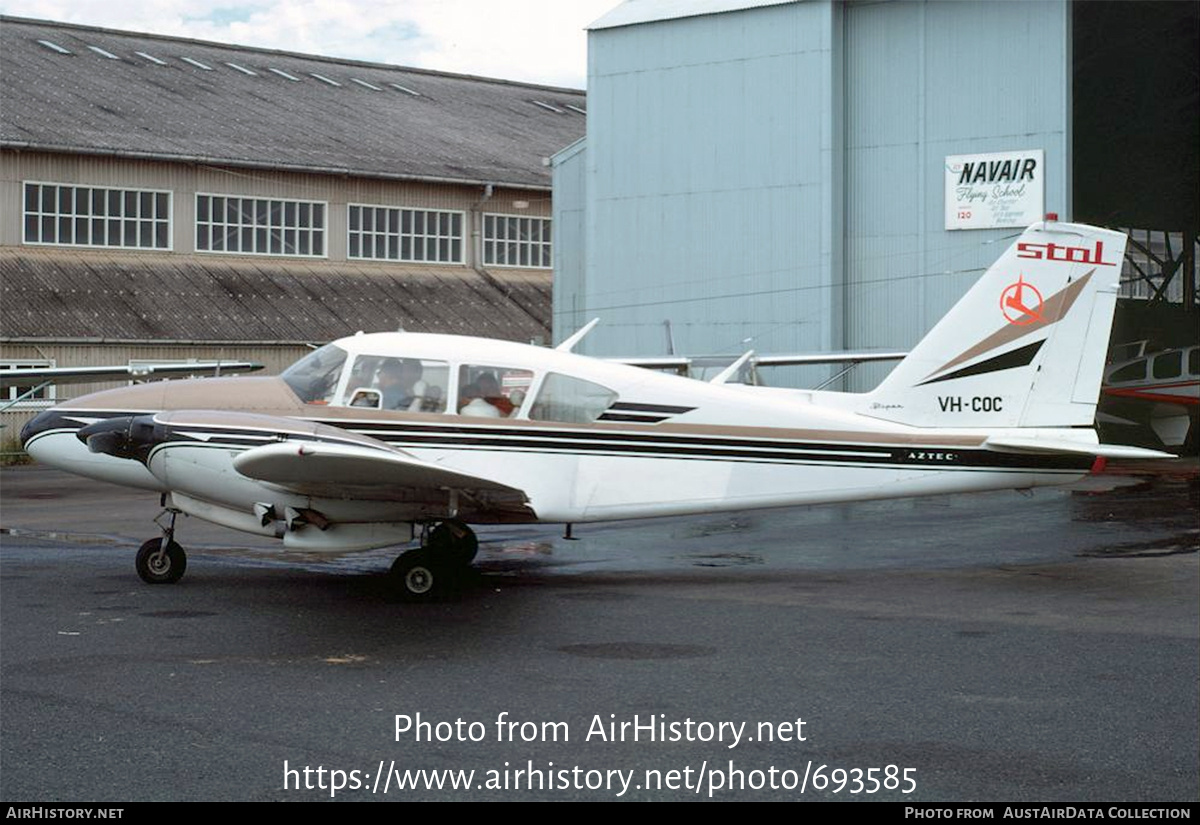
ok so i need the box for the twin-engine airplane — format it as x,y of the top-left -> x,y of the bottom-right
21,220 -> 1170,599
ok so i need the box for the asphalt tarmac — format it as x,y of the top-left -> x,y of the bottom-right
1,463 -> 1196,802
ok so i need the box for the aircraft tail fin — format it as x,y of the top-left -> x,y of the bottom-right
861,220 -> 1126,429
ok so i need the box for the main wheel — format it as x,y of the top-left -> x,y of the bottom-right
427,519 -> 479,566
136,538 -> 187,584
389,549 -> 443,602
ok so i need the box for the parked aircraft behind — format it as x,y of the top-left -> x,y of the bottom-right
1099,343 -> 1199,452
21,220 -> 1170,599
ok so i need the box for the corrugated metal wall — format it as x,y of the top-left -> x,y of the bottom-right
551,140 -> 589,342
842,0 -> 1070,390
570,0 -> 843,388
555,0 -> 1071,391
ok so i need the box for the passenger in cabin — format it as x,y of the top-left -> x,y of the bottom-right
476,372 -> 515,417
459,380 -> 501,417
377,359 -> 428,411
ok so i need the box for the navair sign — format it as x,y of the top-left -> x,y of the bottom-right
945,150 -> 1045,230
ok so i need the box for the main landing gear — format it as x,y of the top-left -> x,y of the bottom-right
136,509 -> 187,584
389,519 -> 479,602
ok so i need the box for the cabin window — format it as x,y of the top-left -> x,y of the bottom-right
280,344 -> 346,404
1107,361 -> 1146,384
457,366 -> 533,418
1189,348 -> 1199,377
342,356 -> 448,412
529,373 -> 617,424
483,214 -> 552,268
1152,351 -> 1182,380
196,195 -> 325,257
23,183 -> 171,249
347,205 -> 464,263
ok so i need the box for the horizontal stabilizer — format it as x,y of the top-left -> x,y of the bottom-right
983,436 -> 1174,460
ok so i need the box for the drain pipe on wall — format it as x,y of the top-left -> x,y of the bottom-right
470,183 -> 548,337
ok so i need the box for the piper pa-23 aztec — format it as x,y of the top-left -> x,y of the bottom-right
21,219 -> 1170,599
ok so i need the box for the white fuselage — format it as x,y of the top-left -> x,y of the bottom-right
23,333 -> 1096,552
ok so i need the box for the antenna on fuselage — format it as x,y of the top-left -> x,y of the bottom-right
555,318 -> 600,352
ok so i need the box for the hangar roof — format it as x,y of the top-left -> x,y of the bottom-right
0,248 -> 550,345
589,0 -> 796,30
0,16 -> 586,190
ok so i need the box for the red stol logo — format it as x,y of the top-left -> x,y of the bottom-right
1016,240 -> 1117,266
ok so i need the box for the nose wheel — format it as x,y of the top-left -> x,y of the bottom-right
136,509 -> 187,584
389,519 -> 478,602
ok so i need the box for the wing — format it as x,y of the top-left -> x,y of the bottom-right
233,440 -> 525,496
610,351 -> 908,372
0,361 -> 263,389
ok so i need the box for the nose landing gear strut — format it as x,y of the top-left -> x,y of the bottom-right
135,509 -> 187,584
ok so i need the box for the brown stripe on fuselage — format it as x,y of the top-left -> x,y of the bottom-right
55,376 -> 990,449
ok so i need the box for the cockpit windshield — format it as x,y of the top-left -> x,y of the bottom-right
281,344 -> 348,404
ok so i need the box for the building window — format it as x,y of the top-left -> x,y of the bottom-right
347,205 -> 463,263
196,195 -> 326,257
1,361 -> 56,408
483,214 -> 552,268
23,183 -> 170,249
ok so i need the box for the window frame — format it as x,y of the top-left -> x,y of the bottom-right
346,204 -> 465,264
195,193 -> 327,258
22,181 -> 172,250
482,213 -> 552,269
1,360 -> 57,408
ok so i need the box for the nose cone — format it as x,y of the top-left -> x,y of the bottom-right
19,408 -> 67,449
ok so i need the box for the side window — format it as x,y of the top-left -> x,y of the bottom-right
1152,351 -> 1182,380
457,366 -> 533,418
1188,348 -> 1199,377
343,357 -> 449,412
529,373 -> 617,424
1107,361 -> 1146,384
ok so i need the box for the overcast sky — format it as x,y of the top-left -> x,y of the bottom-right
0,0 -> 620,88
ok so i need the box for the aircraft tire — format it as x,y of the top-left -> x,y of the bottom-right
428,519 -> 478,567
390,549 -> 444,602
136,538 -> 187,584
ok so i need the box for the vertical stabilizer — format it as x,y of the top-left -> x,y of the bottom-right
862,221 -> 1126,429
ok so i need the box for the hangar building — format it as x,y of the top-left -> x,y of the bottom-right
0,17 -> 586,436
552,0 -> 1198,390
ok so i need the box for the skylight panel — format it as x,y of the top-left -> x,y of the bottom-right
309,73 -> 341,87
135,51 -> 167,65
225,62 -> 258,76
532,100 -> 564,113
350,78 -> 382,91
180,56 -> 214,71
389,83 -> 421,97
37,40 -> 72,55
268,67 -> 300,81
87,45 -> 120,60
